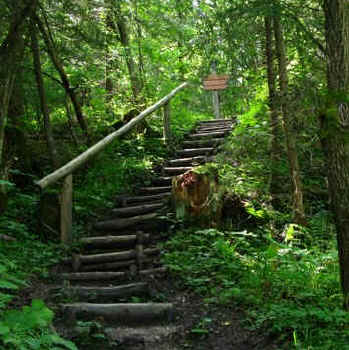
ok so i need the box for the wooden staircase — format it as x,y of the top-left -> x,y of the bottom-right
56,118 -> 234,327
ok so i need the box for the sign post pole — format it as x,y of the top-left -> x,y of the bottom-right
203,65 -> 229,119
212,90 -> 220,120
211,63 -> 220,119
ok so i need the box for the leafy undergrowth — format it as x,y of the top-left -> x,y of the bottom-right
0,189 -> 77,349
163,220 -> 349,349
0,110 -> 209,349
163,102 -> 348,349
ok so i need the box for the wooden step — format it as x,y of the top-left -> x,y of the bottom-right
78,257 -> 156,272
188,131 -> 226,139
94,212 -> 160,231
163,166 -> 192,175
137,186 -> 171,195
59,271 -> 127,281
151,176 -> 173,186
182,138 -> 224,148
69,247 -> 160,265
167,156 -> 206,166
176,148 -> 214,157
196,126 -> 232,133
110,202 -> 165,218
59,266 -> 167,282
54,283 -> 148,300
115,193 -> 171,207
79,234 -> 150,249
61,302 -> 174,323
79,259 -> 136,272
198,119 -> 233,124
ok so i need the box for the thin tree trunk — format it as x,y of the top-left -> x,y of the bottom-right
322,0 -> 349,310
0,0 -> 37,213
115,12 -> 143,102
35,15 -> 90,144
273,16 -> 306,225
264,16 -> 282,197
64,95 -> 79,147
30,20 -> 60,169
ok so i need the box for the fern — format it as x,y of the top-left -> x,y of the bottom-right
0,300 -> 78,350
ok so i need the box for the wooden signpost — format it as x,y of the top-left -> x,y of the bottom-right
203,72 -> 229,119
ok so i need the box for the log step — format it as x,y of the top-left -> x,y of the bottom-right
110,202 -> 165,218
163,166 -> 192,175
61,302 -> 174,324
94,212 -> 166,231
198,119 -> 233,124
137,186 -> 172,195
196,126 -> 232,133
151,176 -> 173,186
69,247 -> 160,265
182,138 -> 224,148
79,259 -> 136,272
167,156 -> 206,166
188,131 -> 226,139
79,234 -> 150,249
176,148 -> 214,157
115,193 -> 171,207
59,271 -> 127,281
78,257 -> 156,272
59,266 -> 167,282
52,283 -> 148,300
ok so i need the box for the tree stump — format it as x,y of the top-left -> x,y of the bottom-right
172,165 -> 222,227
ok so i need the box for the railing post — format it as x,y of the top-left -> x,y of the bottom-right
163,101 -> 171,144
60,174 -> 73,244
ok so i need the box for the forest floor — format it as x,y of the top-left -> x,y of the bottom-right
14,270 -> 280,350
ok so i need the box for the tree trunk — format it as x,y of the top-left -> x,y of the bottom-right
264,16 -> 282,197
116,15 -> 143,102
273,16 -> 306,225
322,0 -> 349,310
30,20 -> 60,169
35,15 -> 90,144
0,0 -> 37,213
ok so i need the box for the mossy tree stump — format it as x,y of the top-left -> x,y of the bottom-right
172,165 -> 222,227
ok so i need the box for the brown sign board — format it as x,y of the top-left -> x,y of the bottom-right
203,74 -> 229,91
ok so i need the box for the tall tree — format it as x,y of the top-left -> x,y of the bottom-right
273,14 -> 306,226
30,19 -> 60,169
264,15 -> 282,197
0,0 -> 37,212
322,0 -> 349,310
35,14 -> 90,144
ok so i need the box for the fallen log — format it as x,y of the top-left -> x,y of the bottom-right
61,302 -> 174,323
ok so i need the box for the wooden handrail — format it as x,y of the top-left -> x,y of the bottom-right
36,82 -> 188,189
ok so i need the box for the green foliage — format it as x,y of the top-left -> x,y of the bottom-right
163,222 -> 349,349
0,300 -> 77,350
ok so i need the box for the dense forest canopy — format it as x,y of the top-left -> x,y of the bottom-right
1,0 -> 349,349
